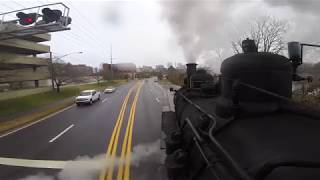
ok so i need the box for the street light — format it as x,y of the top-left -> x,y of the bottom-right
49,51 -> 84,90
53,51 -> 83,60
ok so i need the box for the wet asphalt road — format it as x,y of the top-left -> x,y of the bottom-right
0,79 -> 170,180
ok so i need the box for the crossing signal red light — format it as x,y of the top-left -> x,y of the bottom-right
16,12 -> 37,25
42,8 -> 62,23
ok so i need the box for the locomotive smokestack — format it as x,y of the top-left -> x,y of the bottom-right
186,63 -> 197,88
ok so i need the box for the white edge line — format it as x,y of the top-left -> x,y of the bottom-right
0,104 -> 75,139
49,124 -> 74,143
0,157 -> 67,169
156,97 -> 160,103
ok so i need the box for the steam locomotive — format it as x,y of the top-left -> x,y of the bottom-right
161,39 -> 320,180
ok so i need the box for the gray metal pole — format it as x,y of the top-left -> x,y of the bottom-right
110,44 -> 113,80
50,52 -> 55,91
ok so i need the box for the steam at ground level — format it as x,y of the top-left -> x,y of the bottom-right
18,140 -> 161,180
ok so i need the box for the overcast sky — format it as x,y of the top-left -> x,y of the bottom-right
1,0 -> 320,72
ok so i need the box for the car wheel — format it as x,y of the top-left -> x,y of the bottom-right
89,99 -> 93,105
98,95 -> 100,101
76,103 -> 80,106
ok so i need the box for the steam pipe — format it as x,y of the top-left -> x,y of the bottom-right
175,90 -> 252,180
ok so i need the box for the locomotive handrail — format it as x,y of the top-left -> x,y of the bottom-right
174,90 -> 218,130
193,138 -> 220,179
221,76 -> 292,102
174,75 -> 308,180
254,160 -> 320,180
208,122 -> 253,180
186,118 -> 220,179
223,76 -> 320,119
185,115 -> 252,180
177,89 -> 253,180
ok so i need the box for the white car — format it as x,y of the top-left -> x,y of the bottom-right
104,86 -> 116,93
75,90 -> 101,106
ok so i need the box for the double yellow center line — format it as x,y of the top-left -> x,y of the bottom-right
100,82 -> 143,180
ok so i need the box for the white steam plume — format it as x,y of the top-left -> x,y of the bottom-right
18,140 -> 160,180
161,0 -> 237,63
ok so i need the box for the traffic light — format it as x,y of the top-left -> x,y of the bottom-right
42,8 -> 62,23
16,12 -> 37,25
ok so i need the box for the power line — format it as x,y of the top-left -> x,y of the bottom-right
55,2 -> 108,55
48,0 -> 108,56
63,0 -> 108,50
0,1 -> 108,62
59,32 -> 105,55
10,1 -> 26,9
0,3 -> 16,14
0,3 -> 16,10
70,18 -> 108,51
35,0 -> 48,5
70,23 -> 107,51
65,0 -> 102,36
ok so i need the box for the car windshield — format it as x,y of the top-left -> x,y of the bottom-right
2,1 -> 320,180
79,92 -> 91,96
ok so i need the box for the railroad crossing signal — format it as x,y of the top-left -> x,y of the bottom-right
16,12 -> 38,25
42,8 -> 62,23
0,3 -> 71,40
15,8 -> 72,26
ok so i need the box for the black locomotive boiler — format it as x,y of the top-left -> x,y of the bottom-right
161,39 -> 320,180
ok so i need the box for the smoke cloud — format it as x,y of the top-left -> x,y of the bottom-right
264,0 -> 320,14
161,0 -> 238,63
18,140 -> 160,180
160,0 -> 274,72
161,0 -> 320,68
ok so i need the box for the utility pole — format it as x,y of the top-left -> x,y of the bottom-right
49,52 -> 55,91
110,44 -> 114,80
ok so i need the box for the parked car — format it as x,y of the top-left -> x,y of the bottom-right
75,90 -> 100,106
104,86 -> 116,93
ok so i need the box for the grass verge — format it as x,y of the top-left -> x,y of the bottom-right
0,80 -> 126,118
0,80 -> 128,134
0,100 -> 74,134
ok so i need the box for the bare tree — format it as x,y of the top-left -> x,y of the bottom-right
232,16 -> 288,54
214,48 -> 225,62
231,40 -> 242,54
94,67 -> 102,84
50,59 -> 70,92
